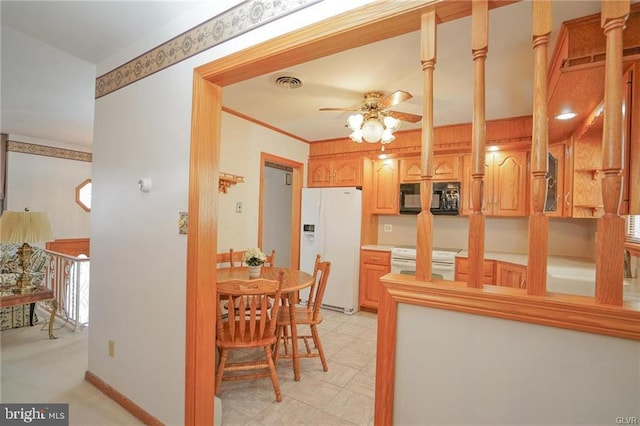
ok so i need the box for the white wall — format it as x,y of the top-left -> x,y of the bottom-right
90,2 -> 366,423
5,135 -> 91,240
217,113 -> 307,253
377,215 -> 597,259
394,304 -> 640,425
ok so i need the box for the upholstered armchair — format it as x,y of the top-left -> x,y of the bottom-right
0,243 -> 50,330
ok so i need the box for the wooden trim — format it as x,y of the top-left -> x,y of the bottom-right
185,73 -> 219,425
625,241 -> 640,257
630,62 -> 640,214
381,275 -> 640,340
85,370 -> 163,426
374,279 -> 398,426
258,152 -> 303,269
222,107 -> 310,144
45,238 -> 90,257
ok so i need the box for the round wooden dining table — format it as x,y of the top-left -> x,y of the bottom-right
216,266 -> 314,381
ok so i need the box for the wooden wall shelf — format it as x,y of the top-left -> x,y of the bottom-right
218,172 -> 244,193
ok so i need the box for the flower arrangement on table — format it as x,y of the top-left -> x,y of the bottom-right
243,248 -> 267,266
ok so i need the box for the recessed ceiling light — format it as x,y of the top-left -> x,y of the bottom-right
555,112 -> 578,120
488,145 -> 499,152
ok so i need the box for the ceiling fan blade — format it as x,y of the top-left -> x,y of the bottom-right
378,90 -> 413,109
389,110 -> 422,123
319,107 -> 358,112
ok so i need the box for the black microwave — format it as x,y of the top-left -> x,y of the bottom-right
399,182 -> 461,215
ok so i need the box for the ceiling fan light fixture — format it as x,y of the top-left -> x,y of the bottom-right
362,118 -> 384,143
383,115 -> 400,131
349,129 -> 363,143
381,129 -> 395,143
347,113 -> 364,130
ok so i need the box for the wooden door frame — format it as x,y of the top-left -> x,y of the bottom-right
258,152 -> 303,269
185,1 -> 488,424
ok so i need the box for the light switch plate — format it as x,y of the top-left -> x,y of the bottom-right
383,224 -> 392,232
236,202 -> 243,213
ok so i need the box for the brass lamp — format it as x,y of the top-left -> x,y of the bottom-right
0,209 -> 53,293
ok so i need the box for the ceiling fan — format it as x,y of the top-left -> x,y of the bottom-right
320,90 -> 422,144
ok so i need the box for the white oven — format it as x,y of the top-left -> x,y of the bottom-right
391,246 -> 459,280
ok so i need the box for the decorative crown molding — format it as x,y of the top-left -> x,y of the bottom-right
95,0 -> 321,99
8,141 -> 92,163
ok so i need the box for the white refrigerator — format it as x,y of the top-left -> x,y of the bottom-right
300,187 -> 362,315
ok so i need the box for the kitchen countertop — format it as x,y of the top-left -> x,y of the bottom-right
361,244 -> 394,252
456,250 -> 640,302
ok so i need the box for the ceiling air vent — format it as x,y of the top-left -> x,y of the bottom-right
272,73 -> 303,89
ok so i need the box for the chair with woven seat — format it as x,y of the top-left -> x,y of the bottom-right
274,258 -> 331,372
215,270 -> 285,402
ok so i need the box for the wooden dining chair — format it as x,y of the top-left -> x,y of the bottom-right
216,251 -> 233,268
215,270 -> 285,402
274,259 -> 331,372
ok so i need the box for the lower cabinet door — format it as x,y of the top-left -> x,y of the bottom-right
359,263 -> 389,310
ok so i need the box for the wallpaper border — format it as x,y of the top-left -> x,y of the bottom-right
95,0 -> 321,99
8,141 -> 92,163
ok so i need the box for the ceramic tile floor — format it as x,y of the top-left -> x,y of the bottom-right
218,309 -> 378,425
0,309 -> 377,425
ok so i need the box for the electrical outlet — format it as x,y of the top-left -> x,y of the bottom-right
236,202 -> 243,213
383,224 -> 392,232
108,340 -> 115,358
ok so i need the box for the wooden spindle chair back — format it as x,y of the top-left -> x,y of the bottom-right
228,248 -> 276,268
274,259 -> 332,372
215,270 -> 284,401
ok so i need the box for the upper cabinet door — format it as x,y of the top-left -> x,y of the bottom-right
492,151 -> 528,217
308,157 -> 363,187
433,154 -> 461,181
372,159 -> 399,214
308,158 -> 333,187
332,157 -> 362,187
545,144 -> 565,218
399,158 -> 422,183
400,155 -> 461,183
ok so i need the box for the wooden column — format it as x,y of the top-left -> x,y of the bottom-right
596,0 -> 629,306
467,0 -> 488,289
527,0 -> 551,296
416,9 -> 436,282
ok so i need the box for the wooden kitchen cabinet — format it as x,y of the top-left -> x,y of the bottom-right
545,143 -> 565,217
399,155 -> 461,183
359,249 -> 391,311
564,126 -> 605,218
461,150 -> 528,216
308,156 -> 363,187
455,257 -> 495,284
372,159 -> 399,214
495,261 -> 527,288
